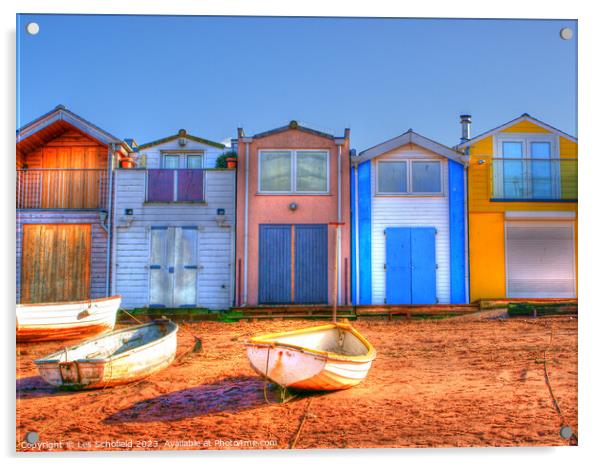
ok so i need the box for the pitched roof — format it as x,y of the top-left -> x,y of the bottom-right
356,129 -> 466,165
138,129 -> 225,150
240,120 -> 349,141
17,104 -> 125,147
456,113 -> 577,150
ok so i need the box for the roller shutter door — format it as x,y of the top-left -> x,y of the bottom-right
505,221 -> 576,298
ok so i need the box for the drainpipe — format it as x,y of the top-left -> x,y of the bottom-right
336,143 -> 342,305
464,148 -> 470,303
353,161 -> 360,305
243,139 -> 250,306
105,143 -> 115,297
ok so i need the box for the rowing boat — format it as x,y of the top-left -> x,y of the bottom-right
245,322 -> 376,391
35,320 -> 178,389
16,296 -> 121,342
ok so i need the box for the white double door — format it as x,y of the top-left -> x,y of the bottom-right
149,226 -> 198,307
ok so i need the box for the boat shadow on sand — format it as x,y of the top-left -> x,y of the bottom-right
104,375 -> 318,424
16,376 -> 78,399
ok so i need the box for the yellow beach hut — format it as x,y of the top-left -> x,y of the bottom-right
456,114 -> 577,302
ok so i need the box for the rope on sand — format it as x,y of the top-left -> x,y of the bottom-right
542,324 -> 578,445
289,398 -> 313,449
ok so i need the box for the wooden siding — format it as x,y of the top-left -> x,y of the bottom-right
139,138 -> 224,169
370,145 -> 451,304
18,130 -> 109,209
467,122 -> 578,213
16,212 -> 108,303
113,169 -> 235,310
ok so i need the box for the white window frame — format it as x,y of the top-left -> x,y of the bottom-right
375,159 -> 444,196
258,149 -> 330,194
493,133 -> 560,199
160,151 -> 205,169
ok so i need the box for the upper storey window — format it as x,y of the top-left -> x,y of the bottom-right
259,150 -> 329,194
376,160 -> 442,195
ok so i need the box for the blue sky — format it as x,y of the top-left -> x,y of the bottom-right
16,15 -> 577,150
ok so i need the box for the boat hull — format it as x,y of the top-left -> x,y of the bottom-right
34,321 -> 178,389
16,296 -> 121,343
246,323 -> 376,391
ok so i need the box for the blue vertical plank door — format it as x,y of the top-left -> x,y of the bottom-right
258,224 -> 292,304
410,227 -> 437,304
295,224 -> 328,304
385,227 -> 437,304
385,228 -> 412,304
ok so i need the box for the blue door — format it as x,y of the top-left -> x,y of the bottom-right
295,224 -> 328,304
385,227 -> 437,304
258,225 -> 292,304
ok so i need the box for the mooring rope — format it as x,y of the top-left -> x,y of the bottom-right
289,398 -> 313,449
542,324 -> 578,445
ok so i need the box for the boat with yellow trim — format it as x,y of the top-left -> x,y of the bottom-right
245,322 -> 376,391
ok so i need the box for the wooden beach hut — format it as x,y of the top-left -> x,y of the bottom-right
351,130 -> 468,305
16,105 -> 132,303
112,130 -> 236,310
456,114 -> 578,301
234,121 -> 351,306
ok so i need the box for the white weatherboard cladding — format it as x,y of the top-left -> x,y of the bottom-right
370,145 -> 451,304
505,220 -> 576,298
140,138 -> 225,169
113,169 -> 235,310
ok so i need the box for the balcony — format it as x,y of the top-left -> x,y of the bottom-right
490,158 -> 577,201
16,169 -> 109,210
146,169 -> 205,203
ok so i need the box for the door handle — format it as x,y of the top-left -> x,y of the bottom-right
168,266 -> 174,273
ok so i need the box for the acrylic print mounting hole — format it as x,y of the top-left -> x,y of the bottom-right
26,22 -> 40,35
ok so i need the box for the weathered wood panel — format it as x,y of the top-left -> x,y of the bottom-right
146,170 -> 175,202
177,169 -> 204,201
16,212 -> 108,303
21,224 -> 91,303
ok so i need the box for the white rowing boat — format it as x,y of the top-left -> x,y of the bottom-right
245,322 -> 376,391
16,296 -> 121,342
35,320 -> 178,389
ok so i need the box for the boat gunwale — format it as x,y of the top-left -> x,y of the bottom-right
244,323 -> 377,363
17,295 -> 122,309
34,321 -> 179,366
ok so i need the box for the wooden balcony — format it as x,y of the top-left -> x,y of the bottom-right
146,169 -> 205,203
16,169 -> 109,210
490,158 -> 577,201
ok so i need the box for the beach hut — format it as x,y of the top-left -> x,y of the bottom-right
351,130 -> 468,305
234,121 -> 351,306
457,114 -> 578,301
16,105 -> 132,304
112,130 -> 236,310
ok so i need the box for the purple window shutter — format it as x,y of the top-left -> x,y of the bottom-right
177,169 -> 204,202
147,170 -> 175,202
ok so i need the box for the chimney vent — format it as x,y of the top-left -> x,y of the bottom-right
460,114 -> 472,142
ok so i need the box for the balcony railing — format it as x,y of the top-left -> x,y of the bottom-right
16,169 -> 109,209
490,158 -> 577,201
146,169 -> 205,203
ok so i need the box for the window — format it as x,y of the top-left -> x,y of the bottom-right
377,161 -> 407,193
494,134 -> 560,200
259,150 -> 329,193
412,161 -> 442,193
163,154 -> 180,169
161,153 -> 204,169
260,151 -> 292,192
376,160 -> 442,195
296,151 -> 328,192
187,155 -> 203,169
